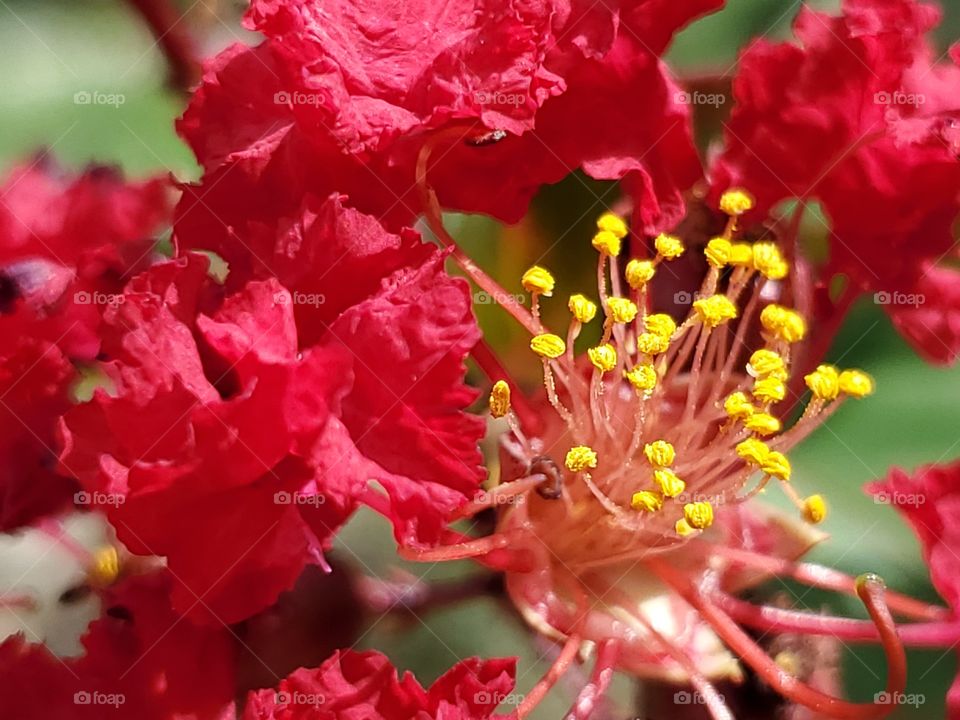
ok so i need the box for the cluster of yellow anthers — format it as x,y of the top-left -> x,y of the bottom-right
491,189 -> 875,539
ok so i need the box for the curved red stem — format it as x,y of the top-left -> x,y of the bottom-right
565,639 -> 619,720
516,580 -> 588,720
713,590 -> 960,646
416,131 -> 541,336
702,543 -> 949,621
649,560 -> 906,720
125,0 -> 199,91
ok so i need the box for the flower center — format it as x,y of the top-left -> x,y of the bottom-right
492,189 -> 873,568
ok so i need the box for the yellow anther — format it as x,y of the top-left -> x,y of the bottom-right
631,490 -> 663,513
592,230 -> 622,257
753,376 -> 786,404
606,297 -> 638,324
625,259 -> 656,289
719,188 -> 755,216
751,242 -> 789,280
530,333 -> 566,359
624,364 -> 657,393
89,546 -> 120,588
775,651 -> 800,676
728,243 -> 754,267
588,343 -> 618,373
637,332 -> 670,356
521,265 -> 555,296
744,412 -> 782,436
736,438 -> 770,465
693,295 -> 738,328
644,313 -> 677,339
761,450 -> 791,481
760,304 -> 806,343
489,380 -> 511,418
565,446 -> 598,472
654,468 -> 686,498
675,518 -> 695,537
705,237 -> 732,268
802,494 -> 827,524
748,349 -> 786,379
684,501 -> 715,530
804,364 -> 839,401
839,369 -> 874,398
654,233 -> 685,260
724,391 -> 755,420
568,294 -> 597,324
644,440 -> 676,468
597,212 -> 628,239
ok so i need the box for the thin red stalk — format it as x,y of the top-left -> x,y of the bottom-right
36,518 -> 91,565
650,560 -> 906,720
397,533 -> 512,562
596,581 -> 734,720
565,639 -> 620,720
516,580 -> 588,720
0,594 -> 37,611
453,474 -> 544,519
713,590 -> 960,646
416,132 -> 540,336
701,543 -> 949,622
516,632 -> 583,719
125,0 -> 199,91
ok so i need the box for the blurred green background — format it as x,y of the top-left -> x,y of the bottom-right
1,0 -> 959,717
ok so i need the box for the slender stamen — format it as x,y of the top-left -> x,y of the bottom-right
650,560 -> 906,720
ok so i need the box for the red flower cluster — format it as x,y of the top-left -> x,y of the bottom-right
711,0 -> 960,362
3,0 -> 960,717
0,571 -> 235,720
175,0 -> 718,247
60,194 -> 484,623
0,158 -> 170,530
242,651 -> 515,720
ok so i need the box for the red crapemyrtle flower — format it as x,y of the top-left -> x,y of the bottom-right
0,340 -> 75,532
709,0 -> 960,364
241,650 -> 516,719
391,188 -> 950,719
865,461 -> 960,719
0,158 -> 171,531
0,155 -> 170,360
59,195 -> 484,624
174,0 -> 720,258
0,568 -> 235,720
